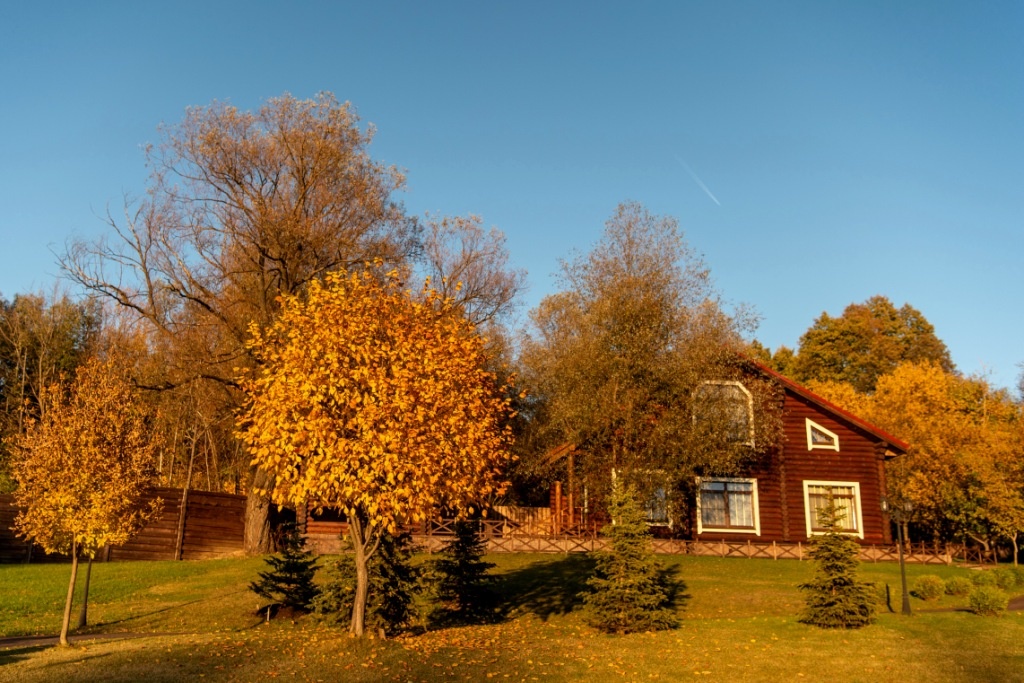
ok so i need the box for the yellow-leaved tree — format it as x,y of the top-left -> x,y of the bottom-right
13,355 -> 163,645
239,269 -> 513,636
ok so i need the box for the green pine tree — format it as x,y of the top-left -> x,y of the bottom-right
581,481 -> 680,634
430,520 -> 499,624
249,526 -> 320,614
799,491 -> 875,628
314,531 -> 422,635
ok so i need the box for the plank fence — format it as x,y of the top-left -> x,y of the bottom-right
0,487 -> 246,563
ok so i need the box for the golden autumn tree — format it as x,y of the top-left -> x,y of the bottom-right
238,269 -> 512,636
13,355 -> 162,646
810,361 -> 1024,556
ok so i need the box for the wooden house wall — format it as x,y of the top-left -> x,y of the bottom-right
778,392 -> 889,544
696,389 -> 891,545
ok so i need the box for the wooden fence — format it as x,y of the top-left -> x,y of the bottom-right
302,516 -> 959,564
0,487 -> 246,563
3,491 -> 982,566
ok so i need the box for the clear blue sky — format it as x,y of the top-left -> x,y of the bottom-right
1,2 -> 1021,391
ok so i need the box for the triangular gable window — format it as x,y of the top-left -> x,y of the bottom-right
806,419 -> 839,452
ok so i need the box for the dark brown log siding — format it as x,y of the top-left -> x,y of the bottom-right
698,389 -> 891,544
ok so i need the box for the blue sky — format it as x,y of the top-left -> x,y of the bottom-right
1,2 -> 1021,391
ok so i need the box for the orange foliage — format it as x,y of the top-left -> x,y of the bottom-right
240,269 -> 512,528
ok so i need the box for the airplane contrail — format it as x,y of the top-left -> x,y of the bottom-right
674,155 -> 721,206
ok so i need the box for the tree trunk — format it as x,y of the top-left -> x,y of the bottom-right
59,542 -> 79,646
349,517 -> 369,637
76,555 -> 93,629
244,467 -> 274,555
346,514 -> 382,637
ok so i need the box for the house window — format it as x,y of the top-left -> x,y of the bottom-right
806,419 -> 840,451
803,481 -> 864,539
694,381 -> 754,446
612,469 -> 672,527
697,477 -> 760,535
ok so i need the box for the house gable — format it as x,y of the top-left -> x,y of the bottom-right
694,362 -> 907,545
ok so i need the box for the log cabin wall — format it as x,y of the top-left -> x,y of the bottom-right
695,385 -> 895,545
777,392 -> 889,544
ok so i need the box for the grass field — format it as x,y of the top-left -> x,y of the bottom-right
1,554 -> 1022,682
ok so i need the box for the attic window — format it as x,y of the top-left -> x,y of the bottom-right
694,381 -> 754,446
806,419 -> 839,452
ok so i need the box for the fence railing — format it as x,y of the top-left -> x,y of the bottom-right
302,516 -> 962,564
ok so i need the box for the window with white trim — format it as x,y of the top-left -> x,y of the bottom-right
806,419 -> 839,451
694,381 -> 754,446
697,477 -> 760,535
803,481 -> 864,539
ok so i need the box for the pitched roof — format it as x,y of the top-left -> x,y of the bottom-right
748,359 -> 910,456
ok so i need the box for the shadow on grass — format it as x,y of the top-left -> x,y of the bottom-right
93,598 -> 207,629
498,554 -> 690,623
498,554 -> 597,620
0,644 -> 48,667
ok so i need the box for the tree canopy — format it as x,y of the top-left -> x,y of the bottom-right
791,295 -> 954,393
61,93 -> 523,553
810,361 -> 1024,555
13,354 -> 162,644
519,202 -> 782,509
239,268 -> 512,635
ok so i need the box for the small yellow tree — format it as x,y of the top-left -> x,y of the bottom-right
239,269 -> 512,636
13,355 -> 162,645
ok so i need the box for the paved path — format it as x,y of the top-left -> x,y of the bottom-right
0,632 -> 173,650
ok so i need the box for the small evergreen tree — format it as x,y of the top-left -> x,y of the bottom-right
313,531 -> 422,635
799,492 -> 875,628
250,526 -> 320,614
581,481 -> 679,634
430,520 -> 499,624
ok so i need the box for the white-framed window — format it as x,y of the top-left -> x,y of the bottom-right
611,469 -> 672,527
805,419 -> 840,452
696,477 -> 760,535
803,481 -> 864,539
694,381 -> 754,446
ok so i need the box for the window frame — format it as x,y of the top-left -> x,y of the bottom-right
611,468 -> 673,528
695,476 -> 761,536
805,419 -> 840,452
802,480 -> 864,539
694,380 -> 755,447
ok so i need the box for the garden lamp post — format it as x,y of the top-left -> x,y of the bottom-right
881,496 -> 913,616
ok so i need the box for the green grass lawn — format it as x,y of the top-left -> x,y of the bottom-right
1,554 -> 1022,682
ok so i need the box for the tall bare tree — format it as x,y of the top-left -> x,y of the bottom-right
61,93 -> 418,552
61,93 -> 526,553
420,214 -> 526,327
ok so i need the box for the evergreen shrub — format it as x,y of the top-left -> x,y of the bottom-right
313,532 -> 421,635
798,493 -> 874,629
971,571 -> 997,587
968,585 -> 1008,616
913,575 -> 945,601
429,520 -> 499,625
993,567 -> 1018,590
580,481 -> 680,634
249,526 -> 320,614
944,576 -> 973,596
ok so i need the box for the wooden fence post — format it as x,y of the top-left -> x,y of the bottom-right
174,488 -> 189,561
